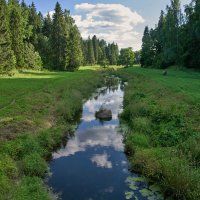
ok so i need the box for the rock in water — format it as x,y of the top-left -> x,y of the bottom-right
95,109 -> 112,120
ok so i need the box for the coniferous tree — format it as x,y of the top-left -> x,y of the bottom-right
66,25 -> 82,71
92,35 -> 99,64
141,26 -> 154,67
8,0 -> 25,68
42,13 -> 52,37
183,0 -> 200,68
0,0 -> 15,73
51,2 -> 67,70
87,37 -> 95,65
98,39 -> 107,62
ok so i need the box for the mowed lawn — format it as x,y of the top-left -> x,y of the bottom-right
125,66 -> 200,102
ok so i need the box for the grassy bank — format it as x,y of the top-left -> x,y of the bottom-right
0,67 -> 104,199
115,66 -> 200,199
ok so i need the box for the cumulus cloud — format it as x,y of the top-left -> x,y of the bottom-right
91,153 -> 112,169
52,125 -> 124,159
72,3 -> 145,50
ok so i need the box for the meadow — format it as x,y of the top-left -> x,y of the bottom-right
1,65 -> 200,199
115,66 -> 200,199
0,67 -> 104,199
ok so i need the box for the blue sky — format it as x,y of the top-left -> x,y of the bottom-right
24,0 -> 191,50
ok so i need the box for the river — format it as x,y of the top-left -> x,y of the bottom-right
47,77 -> 163,200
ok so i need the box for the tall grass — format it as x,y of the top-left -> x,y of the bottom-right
0,68 -> 104,199
115,66 -> 200,199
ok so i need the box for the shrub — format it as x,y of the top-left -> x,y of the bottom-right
14,177 -> 51,200
0,175 -> 13,200
0,135 -> 44,160
22,153 -> 48,177
0,154 -> 18,178
132,117 -> 151,133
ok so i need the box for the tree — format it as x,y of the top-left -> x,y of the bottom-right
51,2 -> 68,70
119,48 -> 135,67
87,37 -> 95,65
141,26 -> 154,67
42,12 -> 52,37
0,0 -> 16,73
92,35 -> 99,64
183,0 -> 200,69
24,42 -> 42,70
98,39 -> 107,63
134,50 -> 141,64
8,0 -> 25,68
66,25 -> 83,71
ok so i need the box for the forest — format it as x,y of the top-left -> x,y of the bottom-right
0,0 -> 120,73
0,0 -> 200,200
141,0 -> 200,69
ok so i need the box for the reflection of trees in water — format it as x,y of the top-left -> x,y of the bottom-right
105,76 -> 121,93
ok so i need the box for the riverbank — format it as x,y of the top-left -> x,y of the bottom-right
115,66 -> 200,199
0,67 -> 104,199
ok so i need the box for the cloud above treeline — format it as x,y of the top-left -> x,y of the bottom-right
72,3 -> 145,50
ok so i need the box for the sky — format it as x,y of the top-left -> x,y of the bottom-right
24,0 -> 191,50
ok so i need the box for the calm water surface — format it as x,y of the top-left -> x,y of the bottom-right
47,79 -> 163,200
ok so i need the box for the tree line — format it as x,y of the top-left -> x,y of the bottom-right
141,0 -> 200,69
0,0 -> 124,74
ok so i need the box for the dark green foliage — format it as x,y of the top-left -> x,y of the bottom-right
82,36 -> 119,66
65,25 -> 83,71
0,1 -> 120,72
118,47 -> 135,67
141,26 -> 155,67
134,50 -> 141,64
183,0 -> 200,68
51,2 -> 67,70
0,0 -> 15,74
24,42 -> 43,70
92,35 -> 99,63
106,42 -> 119,65
87,37 -> 95,65
99,58 -> 109,68
141,0 -> 200,69
8,0 -> 25,68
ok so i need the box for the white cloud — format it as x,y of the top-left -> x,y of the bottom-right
44,11 -> 54,18
72,3 -> 145,50
52,125 -> 124,159
91,153 -> 112,169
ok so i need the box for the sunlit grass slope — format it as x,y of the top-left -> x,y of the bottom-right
127,66 -> 200,101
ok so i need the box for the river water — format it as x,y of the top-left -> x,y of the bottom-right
47,78 -> 163,200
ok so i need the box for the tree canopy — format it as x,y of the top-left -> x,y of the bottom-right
0,1 -> 120,74
141,0 -> 200,70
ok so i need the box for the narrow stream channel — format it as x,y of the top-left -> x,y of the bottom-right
47,78 -> 163,200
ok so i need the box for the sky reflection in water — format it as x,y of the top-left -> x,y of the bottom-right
48,80 -> 163,200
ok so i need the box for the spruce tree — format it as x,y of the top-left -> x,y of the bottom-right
42,13 -> 52,37
8,0 -> 25,68
66,25 -> 83,71
87,37 -> 95,65
141,26 -> 154,67
92,35 -> 99,64
0,0 -> 15,73
51,2 -> 67,70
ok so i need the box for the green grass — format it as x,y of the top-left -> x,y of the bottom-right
125,66 -> 200,101
115,66 -> 200,200
0,67 -> 104,199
